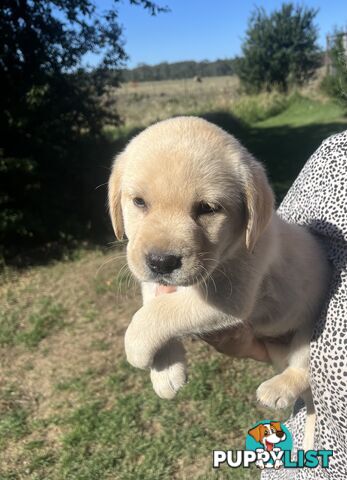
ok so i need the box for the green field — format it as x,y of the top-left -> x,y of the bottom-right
1,76 -> 346,479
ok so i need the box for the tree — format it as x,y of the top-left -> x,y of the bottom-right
236,3 -> 321,92
120,59 -> 237,82
0,0 -> 165,253
321,32 -> 347,111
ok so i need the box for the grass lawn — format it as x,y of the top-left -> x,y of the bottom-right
0,248 -> 274,479
1,78 -> 346,479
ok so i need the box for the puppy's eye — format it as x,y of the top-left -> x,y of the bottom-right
196,201 -> 222,215
133,197 -> 146,208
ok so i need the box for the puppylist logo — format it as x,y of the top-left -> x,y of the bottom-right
213,420 -> 333,470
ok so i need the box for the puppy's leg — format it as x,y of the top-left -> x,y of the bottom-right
257,326 -> 311,409
142,283 -> 187,399
125,288 -> 232,370
257,327 -> 315,450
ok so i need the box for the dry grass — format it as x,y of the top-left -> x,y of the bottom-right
104,69 -> 329,129
105,76 -> 240,127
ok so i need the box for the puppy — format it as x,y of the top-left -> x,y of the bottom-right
108,116 -> 330,449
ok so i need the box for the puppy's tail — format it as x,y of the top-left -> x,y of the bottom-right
302,390 -> 315,451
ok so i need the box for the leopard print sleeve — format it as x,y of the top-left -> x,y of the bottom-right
261,130 -> 347,480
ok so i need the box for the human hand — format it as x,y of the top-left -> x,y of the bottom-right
199,323 -> 270,363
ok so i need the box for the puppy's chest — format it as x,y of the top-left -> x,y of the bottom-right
201,281 -> 249,322
249,281 -> 295,336
207,273 -> 290,335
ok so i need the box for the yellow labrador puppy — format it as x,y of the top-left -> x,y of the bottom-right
108,116 -> 330,449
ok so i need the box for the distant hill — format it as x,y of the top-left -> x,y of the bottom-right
120,58 -> 238,82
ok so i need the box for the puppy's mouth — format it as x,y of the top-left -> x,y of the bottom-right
155,276 -> 174,286
150,272 -> 194,287
265,440 -> 274,451
146,264 -> 209,287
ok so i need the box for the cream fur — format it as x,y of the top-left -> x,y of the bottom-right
108,116 -> 330,449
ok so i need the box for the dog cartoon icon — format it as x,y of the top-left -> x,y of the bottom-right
248,421 -> 287,451
248,422 -> 287,469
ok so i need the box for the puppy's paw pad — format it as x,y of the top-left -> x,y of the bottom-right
256,375 -> 296,410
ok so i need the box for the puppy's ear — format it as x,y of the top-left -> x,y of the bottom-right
248,424 -> 263,443
270,421 -> 282,432
108,153 -> 126,240
244,158 -> 274,252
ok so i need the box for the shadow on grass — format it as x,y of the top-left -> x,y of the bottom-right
5,112 -> 346,268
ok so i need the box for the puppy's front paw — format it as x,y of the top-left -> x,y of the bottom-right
124,316 -> 155,370
150,340 -> 187,399
257,367 -> 309,409
151,361 -> 187,399
124,342 -> 153,369
257,375 -> 296,409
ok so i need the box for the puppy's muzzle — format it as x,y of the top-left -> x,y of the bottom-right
146,252 -> 182,275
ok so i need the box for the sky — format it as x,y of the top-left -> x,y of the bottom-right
91,0 -> 347,68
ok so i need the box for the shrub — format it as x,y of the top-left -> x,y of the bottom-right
321,33 -> 347,111
232,91 -> 292,123
236,3 -> 321,93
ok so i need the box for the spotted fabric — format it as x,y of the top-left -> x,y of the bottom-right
261,130 -> 347,480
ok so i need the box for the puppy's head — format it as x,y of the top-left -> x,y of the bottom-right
248,422 -> 286,448
108,117 -> 273,286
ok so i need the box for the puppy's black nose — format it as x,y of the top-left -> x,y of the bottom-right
277,431 -> 285,438
146,252 -> 182,274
